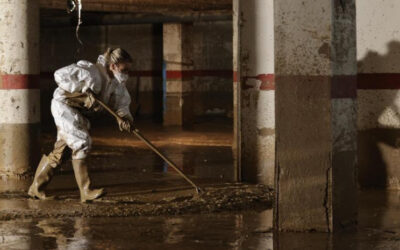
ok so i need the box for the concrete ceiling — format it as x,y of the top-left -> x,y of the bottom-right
40,0 -> 232,13
40,0 -> 232,27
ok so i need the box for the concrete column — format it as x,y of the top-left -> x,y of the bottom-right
163,23 -> 194,127
274,0 -> 357,232
0,0 -> 41,179
233,0 -> 275,185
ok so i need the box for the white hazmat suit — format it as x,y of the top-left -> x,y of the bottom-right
51,55 -> 133,159
27,53 -> 131,202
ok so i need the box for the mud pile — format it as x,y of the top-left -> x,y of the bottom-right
0,184 -> 273,220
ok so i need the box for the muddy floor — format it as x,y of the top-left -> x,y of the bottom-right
0,183 -> 273,219
0,119 -> 274,219
2,120 -> 399,249
1,190 -> 400,249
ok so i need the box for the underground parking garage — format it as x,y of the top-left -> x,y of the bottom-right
0,0 -> 400,249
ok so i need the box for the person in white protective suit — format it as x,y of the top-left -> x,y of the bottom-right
28,48 -> 134,202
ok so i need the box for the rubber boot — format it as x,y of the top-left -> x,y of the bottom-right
72,159 -> 104,202
28,155 -> 54,200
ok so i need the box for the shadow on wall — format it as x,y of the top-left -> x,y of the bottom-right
357,41 -> 400,189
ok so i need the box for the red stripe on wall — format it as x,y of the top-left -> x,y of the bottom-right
41,70 -> 233,80
40,71 -> 163,79
0,74 -> 40,89
166,70 -> 233,80
39,71 -> 400,90
358,73 -> 400,89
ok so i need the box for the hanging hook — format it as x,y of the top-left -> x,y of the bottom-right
66,0 -> 84,61
66,0 -> 76,13
75,0 -> 83,46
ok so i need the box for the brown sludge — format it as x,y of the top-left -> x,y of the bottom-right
0,184 -> 273,220
0,120 -> 273,219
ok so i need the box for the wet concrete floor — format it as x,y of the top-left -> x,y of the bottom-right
0,119 -> 275,219
2,119 -> 235,194
1,190 -> 400,249
2,120 -> 399,249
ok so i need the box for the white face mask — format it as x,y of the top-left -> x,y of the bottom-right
113,71 -> 129,83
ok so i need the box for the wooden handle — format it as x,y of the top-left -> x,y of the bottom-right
92,96 -> 202,194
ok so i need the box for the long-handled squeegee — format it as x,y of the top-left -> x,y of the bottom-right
92,96 -> 203,195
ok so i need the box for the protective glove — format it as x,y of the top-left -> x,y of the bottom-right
118,118 -> 132,132
84,88 -> 97,109
84,88 -> 103,111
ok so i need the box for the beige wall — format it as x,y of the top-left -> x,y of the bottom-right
357,0 -> 400,189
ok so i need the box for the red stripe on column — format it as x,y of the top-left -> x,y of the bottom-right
0,75 -> 40,89
331,75 -> 357,98
243,74 -> 275,90
166,70 -> 185,80
358,73 -> 400,89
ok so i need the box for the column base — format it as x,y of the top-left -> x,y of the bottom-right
0,123 -> 40,179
